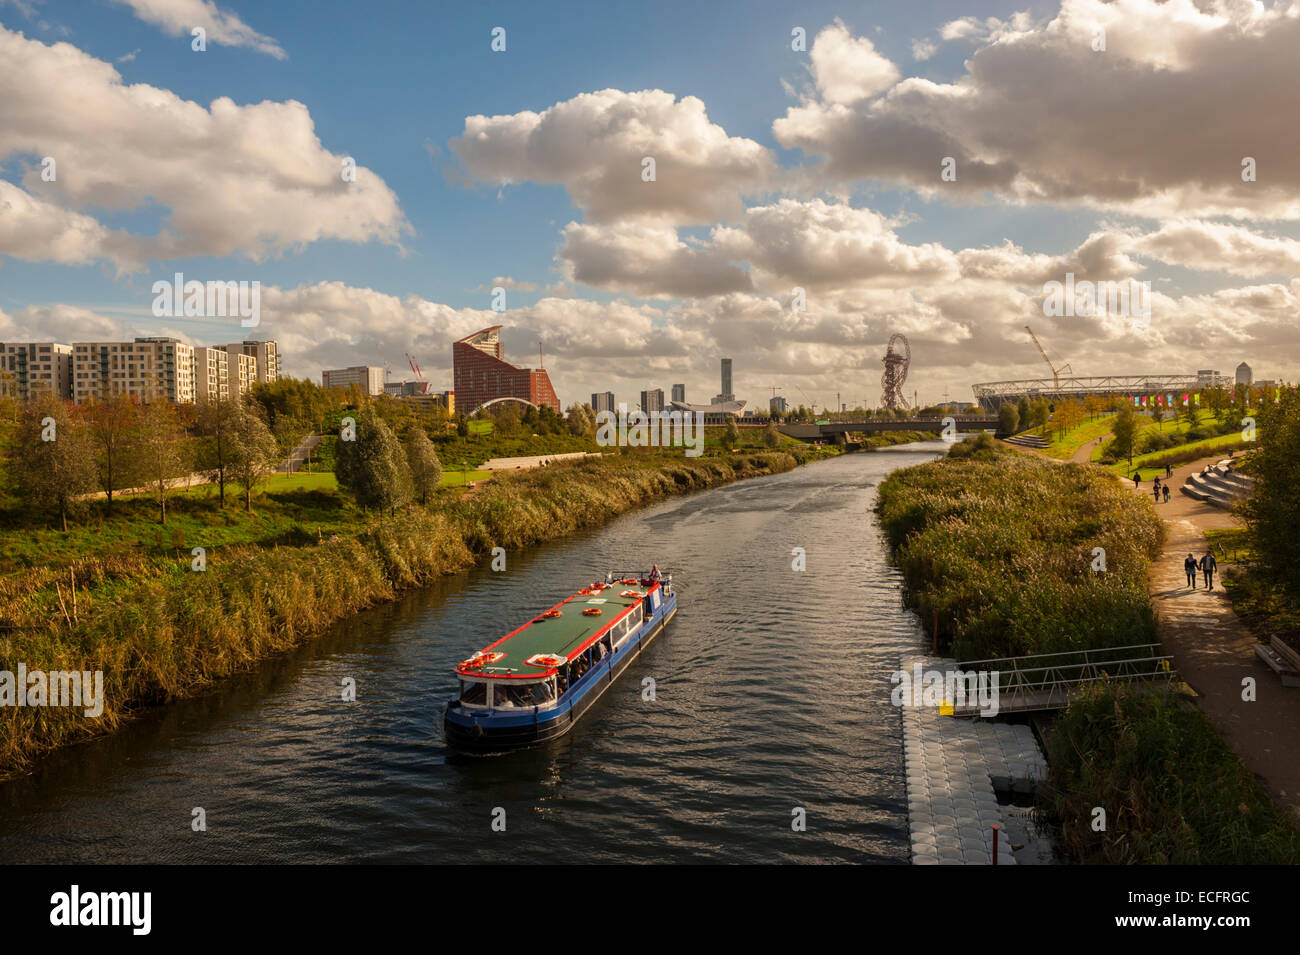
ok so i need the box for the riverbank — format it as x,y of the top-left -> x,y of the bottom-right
877,440 -> 1299,863
876,445 -> 1162,659
0,448 -> 814,777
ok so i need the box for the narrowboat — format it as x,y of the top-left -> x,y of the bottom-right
443,570 -> 676,752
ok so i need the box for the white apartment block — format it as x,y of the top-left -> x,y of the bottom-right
0,342 -> 73,400
225,340 -> 279,385
230,352 -> 258,396
322,365 -> 386,396
194,346 -> 230,403
72,338 -> 195,404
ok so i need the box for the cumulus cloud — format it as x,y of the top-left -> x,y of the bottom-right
1129,219 -> 1300,277
13,271 -> 1300,414
774,0 -> 1300,219
0,303 -> 131,342
471,276 -> 539,293
807,20 -> 900,104
450,88 -> 778,225
110,0 -> 285,59
559,221 -> 752,298
0,26 -> 409,271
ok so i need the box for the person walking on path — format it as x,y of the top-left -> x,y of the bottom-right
1153,483 -> 1161,503
1184,553 -> 1198,588
1133,472 -> 1142,489
1165,463 -> 1173,478
1162,484 -> 1170,503
1199,551 -> 1218,590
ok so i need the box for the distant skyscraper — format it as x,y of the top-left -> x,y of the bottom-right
769,395 -> 788,414
671,383 -> 685,403
720,359 -> 733,399
1236,362 -> 1252,385
592,391 -> 615,413
640,388 -> 664,414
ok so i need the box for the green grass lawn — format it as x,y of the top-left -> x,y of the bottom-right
1107,431 -> 1249,479
441,468 -> 493,486
1040,413 -> 1124,459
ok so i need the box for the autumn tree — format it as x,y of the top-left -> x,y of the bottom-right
14,395 -> 95,531
84,393 -> 139,512
334,407 -> 412,520
136,401 -> 189,524
195,398 -> 239,506
566,402 -> 596,437
405,427 -> 442,504
1111,402 -> 1138,465
227,403 -> 281,511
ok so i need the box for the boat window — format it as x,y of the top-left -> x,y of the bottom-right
491,682 -> 535,709
527,680 -> 556,705
459,680 -> 487,706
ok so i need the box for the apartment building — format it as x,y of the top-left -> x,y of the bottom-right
72,337 -> 195,404
225,340 -> 279,385
0,342 -> 73,400
194,346 -> 230,403
230,352 -> 258,396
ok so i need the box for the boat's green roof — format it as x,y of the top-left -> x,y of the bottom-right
456,583 -> 651,680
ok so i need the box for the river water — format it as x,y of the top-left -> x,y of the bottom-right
0,443 -> 946,864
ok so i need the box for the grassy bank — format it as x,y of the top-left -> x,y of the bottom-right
1043,684 -> 1300,863
0,449 -> 803,777
875,446 -> 1163,659
857,430 -> 938,450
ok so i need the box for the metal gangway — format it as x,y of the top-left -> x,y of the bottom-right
947,643 -> 1176,717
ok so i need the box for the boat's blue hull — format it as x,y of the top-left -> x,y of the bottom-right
444,591 -> 677,752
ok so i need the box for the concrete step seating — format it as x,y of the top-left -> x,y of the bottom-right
1003,433 -> 1049,449
1181,458 -> 1254,509
1253,636 -> 1300,688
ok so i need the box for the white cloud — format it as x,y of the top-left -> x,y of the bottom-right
773,0 -> 1300,219
450,88 -> 778,225
808,20 -> 900,104
1129,219 -> 1300,277
110,0 -> 285,59
0,26 -> 410,271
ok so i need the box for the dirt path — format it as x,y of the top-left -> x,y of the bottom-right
1129,458 -> 1300,817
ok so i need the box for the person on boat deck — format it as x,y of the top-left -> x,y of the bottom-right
648,564 -> 662,583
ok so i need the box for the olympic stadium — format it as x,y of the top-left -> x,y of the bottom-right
970,371 -> 1236,413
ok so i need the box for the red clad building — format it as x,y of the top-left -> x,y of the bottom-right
452,325 -> 559,413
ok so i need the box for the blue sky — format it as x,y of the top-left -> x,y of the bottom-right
2,0 -> 1299,407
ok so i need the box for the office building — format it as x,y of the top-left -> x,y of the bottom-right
452,325 -> 559,413
322,365 -> 387,396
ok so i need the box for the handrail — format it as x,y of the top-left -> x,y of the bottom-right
957,643 -> 1161,668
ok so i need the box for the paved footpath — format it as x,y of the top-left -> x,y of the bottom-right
1001,435 -> 1300,816
1129,460 -> 1300,817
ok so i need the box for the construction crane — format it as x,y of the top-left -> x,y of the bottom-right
406,352 -> 424,380
1025,325 -> 1071,389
